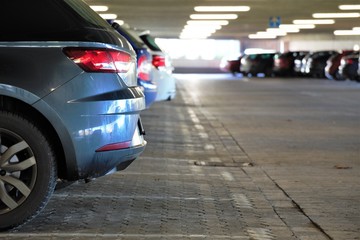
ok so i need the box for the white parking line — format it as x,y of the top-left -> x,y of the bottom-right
232,193 -> 253,209
221,171 -> 234,181
247,228 -> 274,240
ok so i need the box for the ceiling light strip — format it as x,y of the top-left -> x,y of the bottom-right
339,5 -> 360,10
334,29 -> 360,35
313,13 -> 360,18
90,5 -> 109,12
187,20 -> 229,26
194,6 -> 250,12
293,19 -> 335,24
190,14 -> 238,20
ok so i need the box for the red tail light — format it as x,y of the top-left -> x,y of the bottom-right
137,55 -> 151,81
346,59 -> 354,65
152,55 -> 166,68
63,48 -> 131,73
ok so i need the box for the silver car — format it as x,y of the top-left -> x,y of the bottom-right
137,30 -> 177,101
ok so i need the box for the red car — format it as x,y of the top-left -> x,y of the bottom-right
338,52 -> 360,81
273,51 -> 308,76
325,50 -> 354,80
220,55 -> 242,76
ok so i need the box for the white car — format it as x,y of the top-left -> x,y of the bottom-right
137,30 -> 176,101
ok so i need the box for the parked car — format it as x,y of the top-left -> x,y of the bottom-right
220,55 -> 243,76
300,52 -> 312,76
338,52 -> 360,81
109,22 -> 157,108
240,53 -> 276,77
0,0 -> 146,230
302,50 -> 337,78
293,51 -> 309,76
325,50 -> 354,80
358,54 -> 360,81
273,51 -> 308,77
137,30 -> 176,101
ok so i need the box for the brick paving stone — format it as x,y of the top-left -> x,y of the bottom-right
2,75 -> 357,239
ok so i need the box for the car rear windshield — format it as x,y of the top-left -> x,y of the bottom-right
1,0 -> 113,41
139,34 -> 162,52
64,0 -> 111,28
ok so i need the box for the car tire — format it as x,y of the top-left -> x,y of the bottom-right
0,111 -> 57,230
264,68 -> 273,77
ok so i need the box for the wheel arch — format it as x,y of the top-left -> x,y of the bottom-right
0,95 -> 72,180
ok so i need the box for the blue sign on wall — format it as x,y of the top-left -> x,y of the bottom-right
269,16 -> 281,28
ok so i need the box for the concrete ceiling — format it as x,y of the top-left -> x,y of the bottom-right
84,0 -> 360,40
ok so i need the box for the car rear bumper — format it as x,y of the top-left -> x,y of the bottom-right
88,123 -> 147,178
37,73 -> 147,180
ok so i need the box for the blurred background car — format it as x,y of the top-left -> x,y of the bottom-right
338,51 -> 360,81
220,55 -> 243,76
1,0 -> 146,230
240,53 -> 276,77
299,52 -> 313,76
137,30 -> 176,101
358,54 -> 360,81
110,22 -> 157,108
325,50 -> 354,80
273,51 -> 308,77
302,50 -> 337,78
293,51 -> 310,76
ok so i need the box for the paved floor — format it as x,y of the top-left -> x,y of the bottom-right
1,74 -> 359,239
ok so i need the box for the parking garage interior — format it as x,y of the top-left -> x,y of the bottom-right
1,0 -> 359,239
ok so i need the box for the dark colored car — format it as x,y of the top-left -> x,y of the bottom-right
220,55 -> 242,76
240,53 -> 277,77
325,50 -> 354,80
299,52 -> 313,76
273,51 -> 308,76
302,50 -> 337,78
358,54 -> 360,81
338,52 -> 360,81
0,0 -> 146,230
293,51 -> 309,76
110,22 -> 157,108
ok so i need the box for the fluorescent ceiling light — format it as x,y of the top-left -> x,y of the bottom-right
353,27 -> 360,31
334,29 -> 360,35
114,20 -> 124,25
281,24 -> 316,29
190,14 -> 238,20
265,29 -> 288,36
99,14 -> 117,20
256,31 -> 280,37
278,24 -> 307,32
272,27 -> 299,33
293,19 -> 335,24
187,20 -> 229,26
282,28 -> 300,33
90,5 -> 109,12
194,6 -> 250,12
339,5 -> 360,10
313,13 -> 360,18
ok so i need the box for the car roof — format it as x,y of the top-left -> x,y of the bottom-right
1,0 -> 123,45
